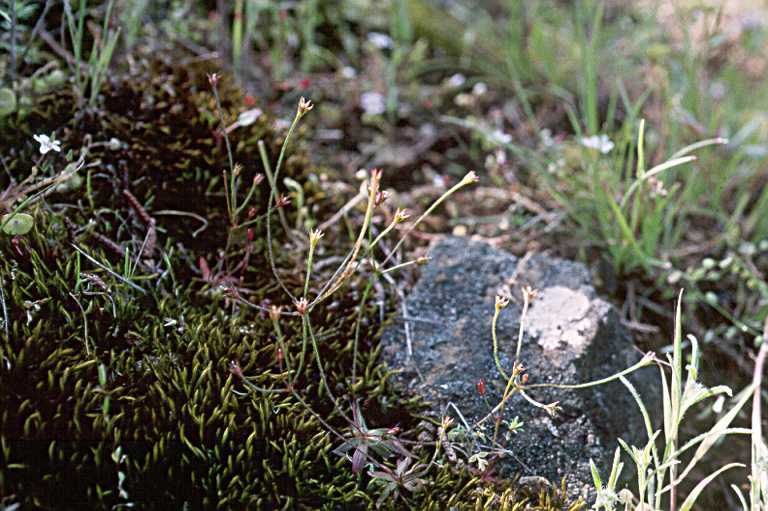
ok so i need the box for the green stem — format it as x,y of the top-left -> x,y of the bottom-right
351,280 -> 373,392
303,243 -> 316,299
306,316 -> 336,405
525,352 -> 656,390
292,317 -> 309,385
382,175 -> 476,266
492,306 -> 509,380
381,259 -> 421,274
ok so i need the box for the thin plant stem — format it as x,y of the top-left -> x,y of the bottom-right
351,279 -> 373,393
270,314 -> 292,371
492,299 -> 509,381
292,316 -> 310,385
751,318 -> 768,506
258,141 -> 290,234
525,352 -> 656,389
303,241 -> 316,299
306,315 -> 336,405
259,98 -> 311,303
515,288 -> 535,363
380,258 -> 423,274
19,0 -> 54,67
381,172 -> 478,266
10,0 -> 17,84
0,276 -> 8,340
312,170 -> 381,307
210,81 -> 234,177
370,219 -> 398,250
493,365 -> 520,443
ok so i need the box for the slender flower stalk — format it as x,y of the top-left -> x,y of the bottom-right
515,286 -> 537,363
370,208 -> 410,250
313,169 -> 381,306
304,229 -> 324,298
263,97 -> 314,300
381,171 -> 478,266
380,256 -> 429,275
492,294 -> 510,380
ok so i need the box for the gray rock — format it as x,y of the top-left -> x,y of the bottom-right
381,237 -> 656,500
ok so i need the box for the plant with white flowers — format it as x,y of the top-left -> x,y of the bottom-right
33,133 -> 62,155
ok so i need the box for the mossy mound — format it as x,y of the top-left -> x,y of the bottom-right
0,50 -> 375,509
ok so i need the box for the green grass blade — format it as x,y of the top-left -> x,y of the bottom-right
679,463 -> 745,511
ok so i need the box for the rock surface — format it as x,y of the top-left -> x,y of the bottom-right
381,237 -> 656,499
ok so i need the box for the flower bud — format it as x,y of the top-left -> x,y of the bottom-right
294,298 -> 309,316
276,194 -> 291,208
522,285 -> 538,303
297,96 -> 314,116
476,379 -> 486,396
309,229 -> 324,247
228,360 -> 243,378
393,208 -> 410,224
461,170 -> 479,185
374,190 -> 390,207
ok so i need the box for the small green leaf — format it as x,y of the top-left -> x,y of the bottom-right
0,88 -> 17,117
2,212 -> 34,235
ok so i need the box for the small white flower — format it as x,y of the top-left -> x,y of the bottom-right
447,73 -> 466,87
341,66 -> 357,79
540,128 -> 555,148
490,129 -> 512,145
472,82 -> 488,96
236,108 -> 263,127
33,133 -> 61,155
360,91 -> 386,116
367,32 -> 393,49
580,134 -> 614,154
454,93 -> 474,107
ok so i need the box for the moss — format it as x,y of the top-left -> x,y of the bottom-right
0,49 -> 364,509
0,44 -> 581,510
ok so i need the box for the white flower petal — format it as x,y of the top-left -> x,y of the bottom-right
367,32 -> 393,49
360,92 -> 386,116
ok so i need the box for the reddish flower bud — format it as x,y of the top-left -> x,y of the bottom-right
247,228 -> 255,242
276,194 -> 291,208
198,257 -> 211,281
374,190 -> 390,207
229,360 -> 244,378
294,298 -> 309,316
11,236 -> 24,257
476,378 -> 486,396
244,94 -> 256,107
